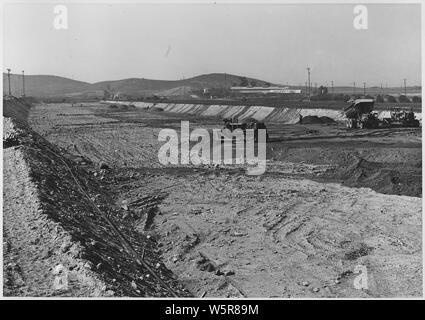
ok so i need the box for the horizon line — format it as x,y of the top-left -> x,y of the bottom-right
2,71 -> 422,88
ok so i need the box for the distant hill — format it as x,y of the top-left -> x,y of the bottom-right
3,73 -> 91,97
91,73 -> 273,97
3,73 -> 273,98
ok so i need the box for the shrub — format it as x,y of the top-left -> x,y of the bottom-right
398,95 -> 411,103
412,96 -> 421,103
385,95 -> 397,103
375,95 -> 384,103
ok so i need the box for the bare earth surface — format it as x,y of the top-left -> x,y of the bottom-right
3,141 -> 108,296
3,112 -> 190,297
4,101 -> 421,297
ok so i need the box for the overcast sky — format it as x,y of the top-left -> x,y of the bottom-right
3,3 -> 422,86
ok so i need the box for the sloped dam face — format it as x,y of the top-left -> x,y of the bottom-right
103,101 -> 422,124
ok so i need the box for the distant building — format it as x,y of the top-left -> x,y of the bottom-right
230,86 -> 301,94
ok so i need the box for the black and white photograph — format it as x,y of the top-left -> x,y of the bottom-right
1,0 -> 423,303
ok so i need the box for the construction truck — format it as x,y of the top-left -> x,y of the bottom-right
344,99 -> 380,129
344,99 -> 420,129
222,117 -> 269,142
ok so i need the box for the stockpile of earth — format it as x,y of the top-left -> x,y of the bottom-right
335,157 -> 421,197
299,115 -> 336,124
3,107 -> 190,297
108,104 -> 136,111
319,116 -> 336,124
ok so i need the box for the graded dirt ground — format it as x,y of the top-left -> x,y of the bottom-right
21,102 -> 422,297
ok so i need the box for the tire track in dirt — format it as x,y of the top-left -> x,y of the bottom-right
25,102 -> 422,297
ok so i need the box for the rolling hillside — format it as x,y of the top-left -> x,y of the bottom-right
4,72 -> 420,99
3,74 -> 91,97
3,73 -> 273,98
91,73 -> 273,96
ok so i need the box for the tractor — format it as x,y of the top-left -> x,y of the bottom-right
386,109 -> 420,127
221,117 -> 269,142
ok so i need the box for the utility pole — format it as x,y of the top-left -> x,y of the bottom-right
224,73 -> 227,96
183,76 -> 185,97
22,70 -> 25,97
6,68 -> 11,96
403,78 -> 407,96
353,82 -> 356,95
331,80 -> 334,95
363,82 -> 366,96
306,67 -> 311,98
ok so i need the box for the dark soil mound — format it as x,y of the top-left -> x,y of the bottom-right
319,116 -> 336,124
336,157 -> 421,197
3,97 -> 32,121
298,115 -> 336,124
108,104 -> 135,111
300,115 -> 323,124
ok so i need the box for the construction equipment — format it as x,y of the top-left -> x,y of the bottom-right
344,99 -> 420,129
384,109 -> 420,128
222,117 -> 269,142
344,99 -> 379,129
223,117 -> 245,132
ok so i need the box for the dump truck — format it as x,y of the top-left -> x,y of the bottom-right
344,99 -> 380,129
221,117 -> 269,142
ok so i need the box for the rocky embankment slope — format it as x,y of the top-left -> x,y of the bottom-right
3,98 -> 190,297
